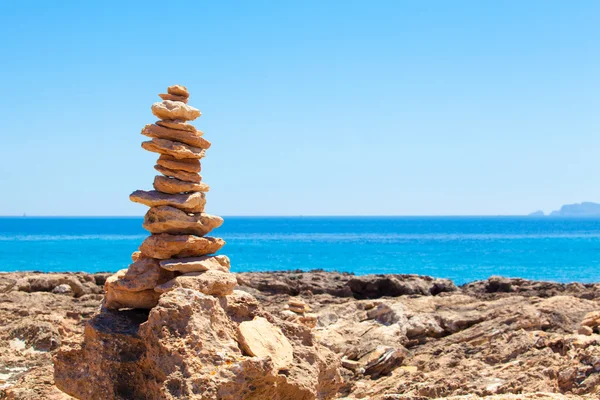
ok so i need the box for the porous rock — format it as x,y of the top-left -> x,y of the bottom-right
139,234 -> 225,259
143,206 -> 223,236
141,124 -> 210,148
151,100 -> 200,121
158,93 -> 188,103
142,138 -> 206,159
155,270 -> 237,296
103,269 -> 161,309
154,164 -> 201,183
159,255 -> 230,273
167,84 -> 189,97
129,190 -> 206,213
238,316 -> 294,371
156,119 -> 198,132
157,154 -> 201,173
153,175 -> 209,194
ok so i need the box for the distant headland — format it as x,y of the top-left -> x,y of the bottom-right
529,202 -> 600,217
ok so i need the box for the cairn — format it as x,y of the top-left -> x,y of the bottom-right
104,85 -> 235,309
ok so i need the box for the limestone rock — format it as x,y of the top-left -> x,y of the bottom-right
155,270 -> 237,296
153,175 -> 209,194
157,154 -> 201,173
151,100 -> 200,121
154,164 -> 201,182
143,205 -> 223,236
141,124 -> 211,148
156,119 -> 198,132
103,270 -> 160,309
581,310 -> 600,333
112,257 -> 174,292
129,190 -> 206,213
142,138 -> 206,159
159,255 -> 231,273
139,234 -> 225,259
238,316 -> 294,370
131,251 -> 141,262
167,84 -> 189,97
158,93 -> 188,103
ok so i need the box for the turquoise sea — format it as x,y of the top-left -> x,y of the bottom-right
1,216 -> 600,285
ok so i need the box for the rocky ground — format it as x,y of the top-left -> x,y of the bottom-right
1,271 -> 600,399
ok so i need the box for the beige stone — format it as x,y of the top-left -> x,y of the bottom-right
154,165 -> 201,183
112,257 -> 174,292
131,251 -> 141,262
129,190 -> 206,213
141,124 -> 211,149
159,255 -> 230,273
238,316 -> 294,371
158,93 -> 188,103
153,175 -> 210,194
157,154 -> 201,173
142,138 -> 206,160
143,205 -> 223,236
578,325 -> 593,336
103,270 -> 160,309
155,270 -> 237,296
151,100 -> 200,121
156,119 -> 198,133
139,234 -> 225,259
167,84 -> 189,97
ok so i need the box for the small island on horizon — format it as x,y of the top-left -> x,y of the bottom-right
529,201 -> 600,217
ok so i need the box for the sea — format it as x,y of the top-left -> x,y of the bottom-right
1,216 -> 600,285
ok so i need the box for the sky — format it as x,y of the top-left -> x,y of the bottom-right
0,0 -> 598,216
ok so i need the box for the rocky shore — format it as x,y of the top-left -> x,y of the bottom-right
1,271 -> 599,399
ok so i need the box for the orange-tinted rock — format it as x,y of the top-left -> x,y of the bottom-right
141,124 -> 211,148
103,270 -> 161,309
143,205 -> 223,236
159,255 -> 230,273
167,84 -> 189,97
112,257 -> 174,292
238,316 -> 294,370
129,190 -> 206,213
139,234 -> 225,259
154,164 -> 201,183
156,119 -> 198,133
131,251 -> 141,262
151,100 -> 200,121
142,138 -> 206,160
155,270 -> 237,296
158,93 -> 188,103
157,154 -> 201,173
153,175 -> 209,194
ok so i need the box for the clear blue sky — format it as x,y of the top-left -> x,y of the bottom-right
1,0 -> 598,216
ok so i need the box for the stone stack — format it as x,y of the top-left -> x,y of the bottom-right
282,297 -> 318,328
104,85 -> 235,310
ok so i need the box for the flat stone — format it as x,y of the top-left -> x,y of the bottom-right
158,93 -> 188,103
238,316 -> 294,370
141,124 -> 211,148
139,234 -> 225,259
154,165 -> 201,183
151,100 -> 200,121
142,138 -> 206,160
130,190 -> 206,213
157,155 -> 201,173
103,270 -> 160,309
143,205 -> 223,236
167,84 -> 189,97
155,270 -> 237,296
153,176 -> 209,194
159,255 -> 230,273
113,257 -> 174,292
156,120 -> 198,133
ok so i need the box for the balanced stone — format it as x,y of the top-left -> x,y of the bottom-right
238,317 -> 294,371
158,93 -> 188,103
131,251 -> 141,262
139,234 -> 225,259
142,138 -> 206,159
104,269 -> 161,309
154,165 -> 201,183
112,257 -> 174,292
151,100 -> 200,121
143,205 -> 223,236
153,175 -> 210,194
141,124 -> 211,148
167,84 -> 189,97
130,190 -> 206,212
154,270 -> 237,296
157,155 -> 201,173
156,120 -> 199,133
159,255 -> 230,273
